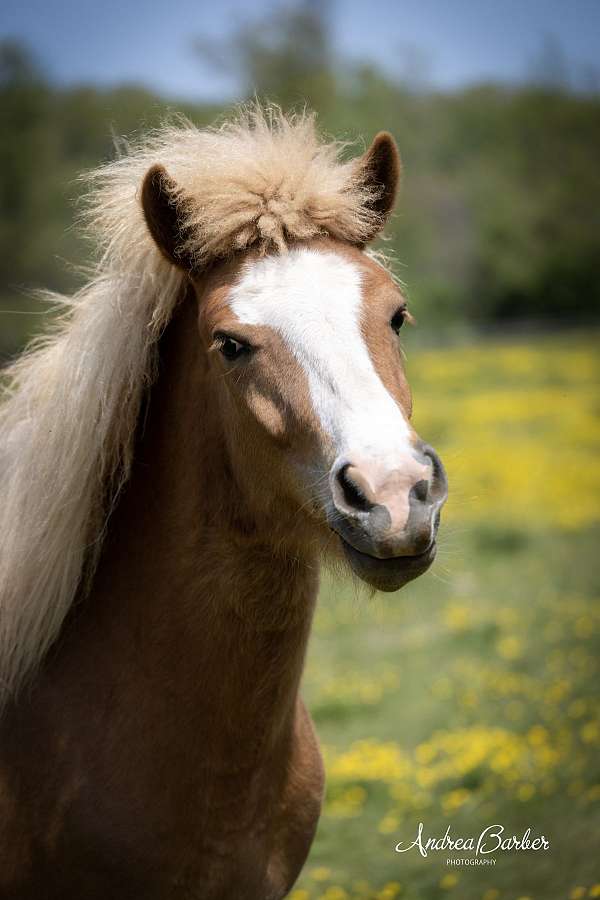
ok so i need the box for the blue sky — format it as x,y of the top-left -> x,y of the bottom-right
2,0 -> 599,100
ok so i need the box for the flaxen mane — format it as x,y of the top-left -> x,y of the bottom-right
0,106 -> 383,709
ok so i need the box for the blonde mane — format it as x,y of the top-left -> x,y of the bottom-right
0,106 -> 381,708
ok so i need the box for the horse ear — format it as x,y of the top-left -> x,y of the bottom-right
141,164 -> 195,271
358,131 -> 401,242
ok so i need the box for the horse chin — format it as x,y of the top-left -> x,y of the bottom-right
340,538 -> 437,593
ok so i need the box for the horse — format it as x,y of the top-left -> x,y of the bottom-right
0,107 -> 447,899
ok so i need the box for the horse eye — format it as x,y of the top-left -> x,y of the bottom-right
390,308 -> 406,334
216,335 -> 249,361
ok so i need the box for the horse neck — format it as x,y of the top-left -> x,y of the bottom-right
86,286 -> 319,745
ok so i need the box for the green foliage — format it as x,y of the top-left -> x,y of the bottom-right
1,8 -> 600,358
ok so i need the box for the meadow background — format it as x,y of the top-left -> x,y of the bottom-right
1,2 -> 599,897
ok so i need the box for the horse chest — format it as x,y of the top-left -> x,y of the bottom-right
172,735 -> 324,899
139,704 -> 324,899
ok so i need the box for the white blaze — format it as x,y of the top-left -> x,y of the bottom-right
229,247 -> 412,467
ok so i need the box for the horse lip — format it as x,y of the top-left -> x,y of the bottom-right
339,535 -> 436,567
336,532 -> 437,592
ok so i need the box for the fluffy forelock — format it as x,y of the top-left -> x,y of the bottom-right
86,104 -> 382,267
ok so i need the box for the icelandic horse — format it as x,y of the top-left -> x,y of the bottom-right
0,109 -> 447,898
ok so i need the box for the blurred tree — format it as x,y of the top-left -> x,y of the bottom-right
528,34 -> 571,91
193,0 -> 337,114
0,41 -> 54,288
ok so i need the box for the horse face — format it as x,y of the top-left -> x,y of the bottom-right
141,129 -> 447,592
202,240 -> 447,592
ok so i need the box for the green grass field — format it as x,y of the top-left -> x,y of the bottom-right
293,332 -> 600,900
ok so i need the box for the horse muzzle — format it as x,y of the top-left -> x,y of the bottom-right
328,441 -> 448,591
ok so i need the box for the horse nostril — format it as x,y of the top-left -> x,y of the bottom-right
412,479 -> 429,503
419,443 -> 448,503
337,464 -> 373,513
421,444 -> 442,479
